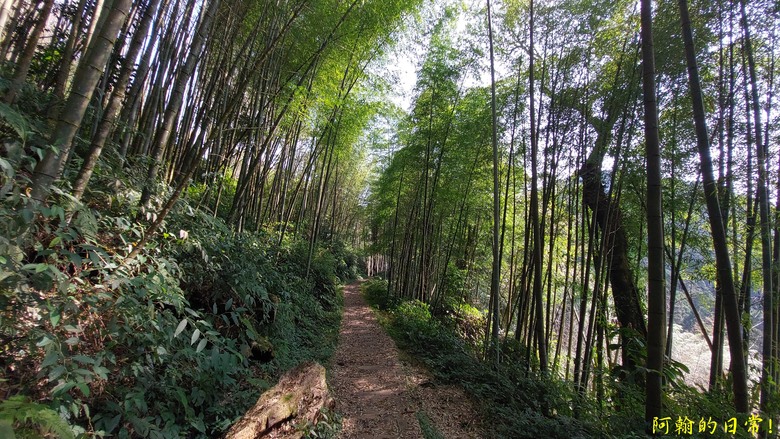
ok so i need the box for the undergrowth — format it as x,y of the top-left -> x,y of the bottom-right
304,407 -> 342,438
384,298 -> 595,438
361,279 -> 757,439
0,101 -> 360,437
363,279 -> 594,438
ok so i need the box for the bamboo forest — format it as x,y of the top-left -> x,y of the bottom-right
0,0 -> 779,437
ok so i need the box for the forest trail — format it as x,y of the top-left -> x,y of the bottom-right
330,281 -> 484,439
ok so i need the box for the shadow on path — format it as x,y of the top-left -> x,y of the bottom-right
330,281 -> 484,439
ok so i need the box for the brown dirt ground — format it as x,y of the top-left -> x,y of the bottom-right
330,281 -> 485,439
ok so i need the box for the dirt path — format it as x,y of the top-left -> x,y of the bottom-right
330,282 -> 483,439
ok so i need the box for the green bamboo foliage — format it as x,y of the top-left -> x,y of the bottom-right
1,0 -> 778,433
370,0 -> 778,423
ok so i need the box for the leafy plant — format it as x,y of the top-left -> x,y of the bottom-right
376,295 -> 599,439
362,278 -> 397,310
0,396 -> 74,439
0,168 -> 346,437
303,407 -> 342,438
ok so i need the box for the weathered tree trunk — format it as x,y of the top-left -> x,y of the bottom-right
224,362 -> 333,439
579,161 -> 647,368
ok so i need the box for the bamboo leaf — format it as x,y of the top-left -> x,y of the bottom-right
174,319 -> 188,338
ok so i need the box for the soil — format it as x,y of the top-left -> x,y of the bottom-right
329,281 -> 484,439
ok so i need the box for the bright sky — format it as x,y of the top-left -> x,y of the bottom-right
381,0 -> 500,113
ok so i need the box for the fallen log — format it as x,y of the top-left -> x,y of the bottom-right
225,362 -> 333,439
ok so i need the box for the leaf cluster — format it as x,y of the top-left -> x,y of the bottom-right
0,139 -> 351,438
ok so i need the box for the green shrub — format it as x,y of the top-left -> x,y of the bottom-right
185,171 -> 237,220
0,177 -> 345,437
302,406 -> 342,438
393,300 -> 437,335
442,301 -> 485,348
381,296 -> 598,439
362,278 -> 397,310
327,239 -> 363,282
382,290 -> 759,439
0,396 -> 74,439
